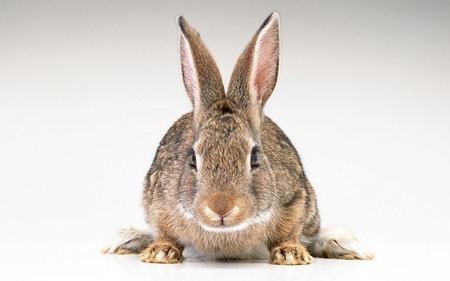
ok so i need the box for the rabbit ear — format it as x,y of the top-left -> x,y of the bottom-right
227,12 -> 280,133
177,16 -> 226,127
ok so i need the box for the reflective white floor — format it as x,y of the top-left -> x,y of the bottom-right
1,238 -> 446,281
1,1 -> 449,280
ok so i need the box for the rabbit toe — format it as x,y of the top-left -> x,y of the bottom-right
140,243 -> 183,264
270,244 -> 314,265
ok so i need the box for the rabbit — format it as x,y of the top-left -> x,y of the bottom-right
102,12 -> 373,265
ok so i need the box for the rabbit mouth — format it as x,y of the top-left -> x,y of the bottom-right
199,208 -> 273,233
204,205 -> 240,223
177,203 -> 273,233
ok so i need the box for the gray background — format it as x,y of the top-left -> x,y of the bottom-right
1,0 -> 449,280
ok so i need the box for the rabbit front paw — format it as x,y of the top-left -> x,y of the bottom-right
270,243 -> 313,265
140,242 -> 183,264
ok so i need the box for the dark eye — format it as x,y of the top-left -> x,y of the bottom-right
251,146 -> 260,170
188,148 -> 197,171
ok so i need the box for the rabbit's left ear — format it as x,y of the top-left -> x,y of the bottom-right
227,13 -> 280,134
177,16 -> 226,129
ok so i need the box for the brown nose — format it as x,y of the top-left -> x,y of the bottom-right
208,194 -> 236,217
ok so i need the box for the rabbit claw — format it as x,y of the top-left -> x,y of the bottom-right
270,243 -> 313,265
140,242 -> 184,264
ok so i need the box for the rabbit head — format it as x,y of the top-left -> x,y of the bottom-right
177,13 -> 280,232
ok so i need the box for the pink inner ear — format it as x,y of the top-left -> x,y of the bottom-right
253,36 -> 277,101
180,33 -> 200,105
250,26 -> 278,106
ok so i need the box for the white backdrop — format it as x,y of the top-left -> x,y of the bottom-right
1,0 -> 449,280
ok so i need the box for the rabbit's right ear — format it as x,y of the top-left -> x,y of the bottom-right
227,13 -> 280,135
177,16 -> 226,129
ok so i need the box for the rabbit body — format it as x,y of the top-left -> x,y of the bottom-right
103,12 -> 373,265
142,112 -> 319,262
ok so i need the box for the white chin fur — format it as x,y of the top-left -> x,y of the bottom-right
178,204 -> 273,233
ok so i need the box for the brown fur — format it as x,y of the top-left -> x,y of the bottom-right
139,13 -> 320,264
103,13 -> 373,265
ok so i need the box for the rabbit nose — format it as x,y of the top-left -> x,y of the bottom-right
205,195 -> 238,218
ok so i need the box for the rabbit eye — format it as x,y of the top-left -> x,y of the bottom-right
188,148 -> 197,171
251,146 -> 260,170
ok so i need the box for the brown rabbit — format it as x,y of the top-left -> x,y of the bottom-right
103,12 -> 373,265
